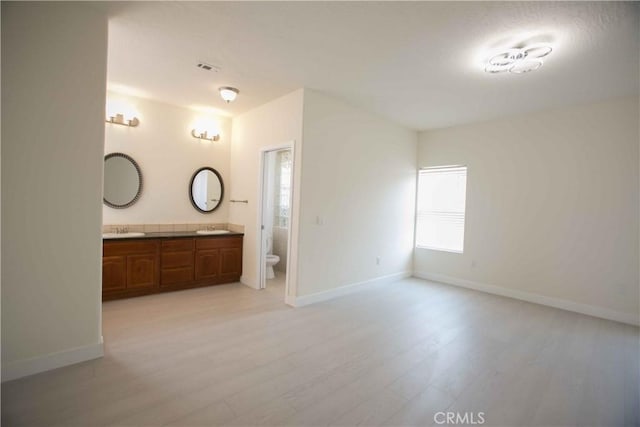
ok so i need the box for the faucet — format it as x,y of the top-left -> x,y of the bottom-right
206,225 -> 216,231
115,226 -> 129,234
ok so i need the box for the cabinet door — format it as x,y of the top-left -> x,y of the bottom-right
127,254 -> 157,289
219,247 -> 242,282
195,249 -> 219,281
103,255 -> 126,291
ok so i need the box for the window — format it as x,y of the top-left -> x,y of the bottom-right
274,150 -> 292,227
415,166 -> 467,253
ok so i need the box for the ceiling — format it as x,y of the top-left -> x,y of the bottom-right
107,2 -> 639,130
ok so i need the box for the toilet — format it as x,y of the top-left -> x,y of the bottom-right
265,235 -> 280,280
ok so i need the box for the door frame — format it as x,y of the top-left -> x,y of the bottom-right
256,141 -> 295,300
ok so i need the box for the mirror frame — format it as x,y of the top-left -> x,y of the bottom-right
189,167 -> 224,213
103,152 -> 143,209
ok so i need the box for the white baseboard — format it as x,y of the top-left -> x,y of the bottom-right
2,337 -> 104,382
288,271 -> 412,307
240,276 -> 259,290
413,271 -> 639,326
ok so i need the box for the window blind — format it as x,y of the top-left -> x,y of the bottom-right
416,166 -> 467,252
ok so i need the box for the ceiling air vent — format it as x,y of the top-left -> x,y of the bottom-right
196,62 -> 220,72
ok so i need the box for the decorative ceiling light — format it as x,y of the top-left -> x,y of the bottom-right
219,86 -> 239,103
485,45 -> 552,74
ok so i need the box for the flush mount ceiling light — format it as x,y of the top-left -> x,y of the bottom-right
485,45 -> 552,74
219,86 -> 239,103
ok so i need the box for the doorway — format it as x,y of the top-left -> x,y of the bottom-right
258,144 -> 294,299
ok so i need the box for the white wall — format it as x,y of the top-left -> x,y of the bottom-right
104,93 -> 231,224
415,97 -> 640,324
229,90 -> 304,291
297,90 -> 417,297
0,2 -> 3,383
1,3 -> 108,380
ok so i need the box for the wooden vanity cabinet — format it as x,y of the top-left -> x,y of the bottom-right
195,249 -> 220,281
103,235 -> 243,300
195,237 -> 243,283
219,246 -> 243,282
161,238 -> 195,287
102,256 -> 126,292
102,240 -> 160,299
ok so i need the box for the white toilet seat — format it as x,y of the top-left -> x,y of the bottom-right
266,254 -> 280,263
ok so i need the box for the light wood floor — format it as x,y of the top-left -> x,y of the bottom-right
2,278 -> 638,426
265,270 -> 286,298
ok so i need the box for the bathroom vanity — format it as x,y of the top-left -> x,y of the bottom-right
102,153 -> 239,301
102,232 -> 243,300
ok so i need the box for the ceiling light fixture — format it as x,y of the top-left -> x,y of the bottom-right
485,45 -> 552,74
219,86 -> 239,103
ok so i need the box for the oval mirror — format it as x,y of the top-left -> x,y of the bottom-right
189,167 -> 224,213
103,153 -> 143,209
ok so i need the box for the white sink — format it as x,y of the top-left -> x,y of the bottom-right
102,232 -> 146,239
196,230 -> 231,235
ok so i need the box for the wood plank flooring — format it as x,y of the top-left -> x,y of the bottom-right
2,278 -> 638,426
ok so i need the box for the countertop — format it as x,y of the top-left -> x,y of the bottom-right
103,231 -> 244,241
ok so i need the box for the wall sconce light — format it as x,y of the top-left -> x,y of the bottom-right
191,129 -> 220,142
106,113 -> 139,127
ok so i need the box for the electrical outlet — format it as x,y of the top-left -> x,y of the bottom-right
376,256 -> 381,265
471,260 -> 477,268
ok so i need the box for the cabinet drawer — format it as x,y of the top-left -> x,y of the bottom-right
161,267 -> 194,286
196,237 -> 243,250
161,251 -> 194,268
162,238 -> 195,252
104,240 -> 159,256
